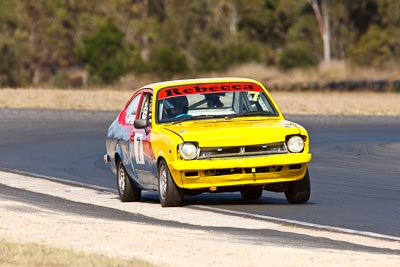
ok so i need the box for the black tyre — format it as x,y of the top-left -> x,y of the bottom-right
117,160 -> 141,202
240,186 -> 263,200
284,169 -> 311,204
158,159 -> 183,207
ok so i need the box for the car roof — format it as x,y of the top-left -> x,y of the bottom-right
139,77 -> 264,93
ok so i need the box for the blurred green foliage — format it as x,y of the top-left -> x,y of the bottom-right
349,25 -> 400,67
279,43 -> 318,69
74,20 -> 138,83
148,45 -> 188,79
0,0 -> 399,87
193,38 -> 260,72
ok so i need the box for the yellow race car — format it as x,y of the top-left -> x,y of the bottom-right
105,78 -> 312,207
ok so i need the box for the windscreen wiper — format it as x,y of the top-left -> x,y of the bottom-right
172,114 -> 227,124
171,115 -> 193,124
224,111 -> 274,120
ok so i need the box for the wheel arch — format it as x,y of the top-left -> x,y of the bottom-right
156,156 -> 166,168
114,143 -> 124,165
110,144 -> 124,176
156,156 -> 183,188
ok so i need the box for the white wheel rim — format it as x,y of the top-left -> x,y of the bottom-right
160,165 -> 167,200
118,165 -> 126,192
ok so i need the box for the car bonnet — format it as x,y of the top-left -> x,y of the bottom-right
164,119 -> 302,147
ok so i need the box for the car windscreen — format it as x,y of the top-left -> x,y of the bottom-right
156,82 -> 278,123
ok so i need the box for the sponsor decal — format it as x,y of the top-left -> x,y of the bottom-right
158,82 -> 262,99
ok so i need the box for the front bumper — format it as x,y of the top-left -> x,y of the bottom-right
168,153 -> 312,189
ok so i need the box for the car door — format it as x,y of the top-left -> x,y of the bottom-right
128,90 -> 157,189
118,91 -> 144,187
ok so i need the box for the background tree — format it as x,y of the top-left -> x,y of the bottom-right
1,0 -> 400,87
348,0 -> 400,67
0,1 -> 30,87
307,0 -> 331,63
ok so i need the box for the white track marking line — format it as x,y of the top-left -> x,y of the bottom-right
192,205 -> 400,242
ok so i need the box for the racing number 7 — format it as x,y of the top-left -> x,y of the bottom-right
134,133 -> 145,164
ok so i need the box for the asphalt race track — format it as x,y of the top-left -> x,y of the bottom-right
1,108 -> 399,238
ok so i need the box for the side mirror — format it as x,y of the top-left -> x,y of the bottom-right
134,119 -> 150,129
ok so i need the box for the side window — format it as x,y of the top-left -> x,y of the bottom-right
125,94 -> 141,125
139,93 -> 153,123
139,93 -> 153,130
256,93 -> 277,115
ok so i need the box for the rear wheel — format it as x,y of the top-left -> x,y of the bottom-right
158,160 -> 183,207
240,186 -> 263,200
284,169 -> 310,204
117,160 -> 141,202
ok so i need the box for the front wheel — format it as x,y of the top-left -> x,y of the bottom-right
284,169 -> 310,204
158,160 -> 183,207
117,160 -> 141,202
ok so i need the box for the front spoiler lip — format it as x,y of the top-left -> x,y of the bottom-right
169,153 -> 312,171
168,153 -> 312,189
180,169 -> 308,190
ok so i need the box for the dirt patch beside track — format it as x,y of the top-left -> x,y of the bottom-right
1,89 -> 400,116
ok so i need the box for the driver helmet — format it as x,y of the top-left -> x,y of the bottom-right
164,96 -> 189,117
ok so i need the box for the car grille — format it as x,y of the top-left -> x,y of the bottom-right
198,142 -> 287,159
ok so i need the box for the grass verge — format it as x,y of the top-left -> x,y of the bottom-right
0,239 -> 156,267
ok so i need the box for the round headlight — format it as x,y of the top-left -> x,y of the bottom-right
179,143 -> 198,160
287,136 -> 304,153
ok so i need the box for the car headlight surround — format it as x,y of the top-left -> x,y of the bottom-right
179,143 -> 198,160
286,135 -> 304,153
